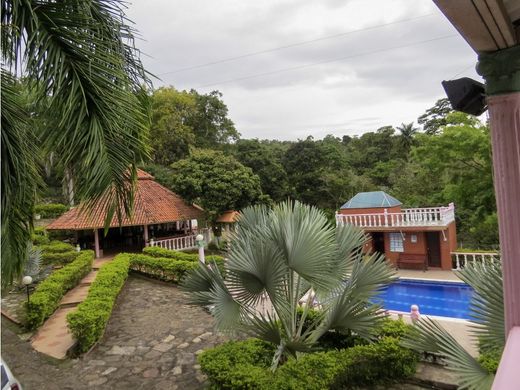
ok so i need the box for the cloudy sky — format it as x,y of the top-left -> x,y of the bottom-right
126,0 -> 481,140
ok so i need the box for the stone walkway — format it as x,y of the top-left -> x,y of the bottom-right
2,275 -> 226,389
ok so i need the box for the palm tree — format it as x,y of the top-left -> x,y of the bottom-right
402,261 -> 504,390
397,122 -> 419,154
182,201 -> 396,370
1,1 -> 151,286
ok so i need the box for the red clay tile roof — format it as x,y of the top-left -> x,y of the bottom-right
216,210 -> 240,223
47,169 -> 204,230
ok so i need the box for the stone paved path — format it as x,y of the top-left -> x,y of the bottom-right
2,275 -> 226,389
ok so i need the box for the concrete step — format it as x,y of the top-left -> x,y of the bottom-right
31,307 -> 76,359
60,285 -> 90,306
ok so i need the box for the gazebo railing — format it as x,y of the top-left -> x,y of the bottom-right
151,234 -> 197,251
451,251 -> 500,270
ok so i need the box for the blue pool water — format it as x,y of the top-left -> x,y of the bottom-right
375,279 -> 473,319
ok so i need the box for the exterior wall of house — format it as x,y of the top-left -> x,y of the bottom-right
339,206 -> 402,215
381,231 -> 427,265
439,221 -> 457,270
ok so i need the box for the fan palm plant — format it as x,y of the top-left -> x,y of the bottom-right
402,261 -> 504,390
182,201 -> 396,370
1,0 -> 151,287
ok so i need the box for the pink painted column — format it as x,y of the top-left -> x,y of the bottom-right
487,93 -> 520,334
143,224 -> 149,246
94,228 -> 100,258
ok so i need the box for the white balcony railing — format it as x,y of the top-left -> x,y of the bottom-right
150,234 -> 197,251
335,203 -> 455,229
451,251 -> 500,270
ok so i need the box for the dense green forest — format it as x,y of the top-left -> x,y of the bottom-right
41,86 -> 497,250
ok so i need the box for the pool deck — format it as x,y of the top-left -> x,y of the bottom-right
394,268 -> 477,357
397,269 -> 461,282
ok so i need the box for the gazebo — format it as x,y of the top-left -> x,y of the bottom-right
47,169 -> 204,257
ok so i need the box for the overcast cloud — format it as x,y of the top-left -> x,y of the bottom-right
126,0 -> 481,140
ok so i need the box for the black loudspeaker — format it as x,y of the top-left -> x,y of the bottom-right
441,77 -> 487,116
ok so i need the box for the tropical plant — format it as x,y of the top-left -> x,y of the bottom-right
1,0 -> 150,287
24,244 -> 42,277
402,261 -> 504,390
396,122 -> 419,154
182,200 -> 396,370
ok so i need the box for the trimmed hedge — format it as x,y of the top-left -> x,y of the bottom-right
25,251 -> 94,329
199,337 -> 418,390
143,246 -> 224,265
129,254 -> 198,283
32,227 -> 50,245
36,240 -> 79,265
34,203 -> 69,218
67,253 -> 130,353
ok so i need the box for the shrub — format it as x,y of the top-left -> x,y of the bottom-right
375,317 -> 414,339
129,254 -> 198,283
198,339 -> 275,389
67,253 -> 130,353
32,227 -> 50,245
274,337 -> 418,390
41,250 -> 80,265
142,246 -> 224,265
25,251 -> 94,329
34,203 -> 69,218
40,241 -> 75,253
199,337 -> 418,390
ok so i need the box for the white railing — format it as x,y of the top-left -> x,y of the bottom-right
451,251 -> 500,270
336,203 -> 455,228
151,234 -> 197,251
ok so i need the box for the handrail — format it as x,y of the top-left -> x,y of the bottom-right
451,251 -> 500,270
336,204 -> 455,228
151,234 -> 197,251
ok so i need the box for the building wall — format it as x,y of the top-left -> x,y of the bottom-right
366,228 -> 455,270
339,205 -> 402,215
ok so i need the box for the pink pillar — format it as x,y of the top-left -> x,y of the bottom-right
94,229 -> 100,258
488,93 -> 520,334
143,224 -> 149,246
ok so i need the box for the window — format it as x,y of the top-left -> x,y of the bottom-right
389,233 -> 404,252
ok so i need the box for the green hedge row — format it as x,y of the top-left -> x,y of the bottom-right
34,203 -> 69,218
129,254 -> 198,283
39,241 -> 79,265
67,253 -> 130,353
25,251 -> 94,329
32,227 -> 50,245
199,337 -> 418,389
143,246 -> 224,264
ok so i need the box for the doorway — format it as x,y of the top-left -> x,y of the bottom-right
426,232 -> 441,267
372,232 -> 385,254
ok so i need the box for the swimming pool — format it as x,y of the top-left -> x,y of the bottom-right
375,279 -> 473,319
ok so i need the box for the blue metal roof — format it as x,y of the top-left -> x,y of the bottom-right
340,191 -> 402,209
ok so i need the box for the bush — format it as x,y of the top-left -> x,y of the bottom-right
67,253 -> 130,353
129,254 -> 198,283
375,317 -> 414,339
41,250 -> 80,265
34,203 -> 69,218
199,337 -> 418,390
25,251 -> 94,329
40,241 -> 75,253
32,227 -> 50,245
199,339 -> 275,389
143,246 -> 224,265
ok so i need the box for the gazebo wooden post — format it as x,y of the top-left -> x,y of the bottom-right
143,224 -> 149,246
184,221 -> 188,235
94,229 -> 100,258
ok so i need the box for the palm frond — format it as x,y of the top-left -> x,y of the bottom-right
457,261 -> 504,351
402,318 -> 494,390
1,70 -> 40,287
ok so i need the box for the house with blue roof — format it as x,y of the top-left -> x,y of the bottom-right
336,191 -> 457,270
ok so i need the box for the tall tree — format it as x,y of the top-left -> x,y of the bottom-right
417,98 -> 454,135
187,90 -> 240,147
169,150 -> 262,222
396,122 -> 419,154
150,87 -> 197,165
1,0 -> 150,286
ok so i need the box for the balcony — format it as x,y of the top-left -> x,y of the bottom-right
336,203 -> 455,229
